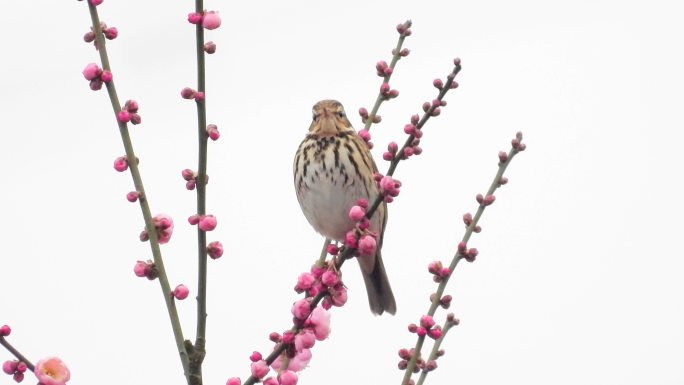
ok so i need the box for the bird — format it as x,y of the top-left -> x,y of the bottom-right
294,99 -> 396,315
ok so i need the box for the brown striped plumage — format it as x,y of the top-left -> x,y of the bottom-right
294,100 -> 396,315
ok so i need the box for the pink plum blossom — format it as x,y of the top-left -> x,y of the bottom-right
2,361 -> 15,374
34,357 -> 70,385
0,325 -> 10,337
187,12 -> 202,24
310,307 -> 330,340
226,378 -> 241,385
153,214 -> 174,244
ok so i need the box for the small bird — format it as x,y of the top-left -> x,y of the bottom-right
294,99 -> 396,315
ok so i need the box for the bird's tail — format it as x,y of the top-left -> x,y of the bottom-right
361,250 -> 396,315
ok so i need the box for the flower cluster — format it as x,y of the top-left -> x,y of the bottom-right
427,260 -> 451,282
187,10 -> 222,30
206,124 -> 220,141
457,241 -> 479,263
342,200 -> 378,256
82,63 -> 111,91
358,107 -> 381,125
181,87 -> 205,102
188,214 -> 217,232
139,214 -> 175,244
376,175 -> 402,203
379,82 -> 399,100
117,100 -> 141,125
294,263 -> 347,309
2,360 -> 27,383
408,315 -> 442,340
83,22 -> 118,48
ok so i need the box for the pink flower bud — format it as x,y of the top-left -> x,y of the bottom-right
181,87 -> 196,99
483,195 -> 495,206
204,41 -> 217,54
173,284 -> 189,300
295,272 -> 316,292
182,169 -> 196,181
380,83 -> 390,94
358,235 -> 377,256
382,152 -> 393,161
420,315 -> 435,329
194,91 -> 205,101
13,372 -> 24,382
431,99 -> 441,108
292,298 -> 311,320
269,332 -> 281,343
498,151 -> 508,163
458,241 -> 467,253
89,78 -> 103,91
375,60 -> 388,72
34,357 -> 70,385
463,212 -> 473,225
117,110 -> 131,123
476,193 -> 484,204
389,89 -> 399,98
83,31 -> 95,43
124,99 -> 139,113
188,12 -> 203,25
379,175 -> 396,191
207,241 -> 224,259
422,102 -> 430,112
188,214 -> 201,225
202,11 -> 222,30
431,107 -> 441,117
100,70 -> 113,83
383,67 -> 393,76
12,362 -> 24,373
403,124 -> 416,135
250,361 -> 269,379
207,124 -> 220,141
433,78 -> 443,89
186,180 -> 196,190
326,244 -> 339,255
499,177 -> 509,185
344,231 -> 358,248
282,331 -> 295,344
128,113 -> 140,125
416,327 -> 427,337
249,352 -> 262,362
198,215 -> 217,231
372,114 -> 382,123
396,23 -> 406,34
450,81 -> 459,89
89,0 -> 103,5
226,378 -> 241,385
113,156 -> 128,172
278,370 -> 298,385
403,147 -> 414,157
0,325 -> 11,337
321,270 -> 339,287
294,330 -> 316,351
348,205 -> 365,222
104,27 -> 118,40
2,360 -> 15,374
126,191 -> 140,202
82,63 -> 101,80
428,327 -> 442,340
263,377 -> 278,385
133,261 -> 148,277
439,267 -> 450,278
358,129 -> 371,142
413,146 -> 423,155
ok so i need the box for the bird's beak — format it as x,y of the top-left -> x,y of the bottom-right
319,108 -> 336,132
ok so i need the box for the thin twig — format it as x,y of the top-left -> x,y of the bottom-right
0,337 -> 35,372
85,3 -> 190,381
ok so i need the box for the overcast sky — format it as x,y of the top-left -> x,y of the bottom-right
1,1 -> 683,385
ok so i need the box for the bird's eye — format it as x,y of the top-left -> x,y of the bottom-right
312,114 -> 316,121
337,112 -> 345,118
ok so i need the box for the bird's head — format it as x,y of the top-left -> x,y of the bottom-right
309,99 -> 353,136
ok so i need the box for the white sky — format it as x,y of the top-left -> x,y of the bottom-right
1,1 -> 683,385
